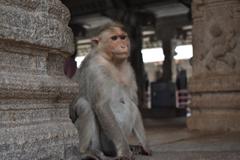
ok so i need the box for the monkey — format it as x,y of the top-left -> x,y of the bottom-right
68,22 -> 151,160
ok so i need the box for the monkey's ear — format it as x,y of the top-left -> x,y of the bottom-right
91,37 -> 100,45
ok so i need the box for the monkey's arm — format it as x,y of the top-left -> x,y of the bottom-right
70,98 -> 98,154
133,110 -> 151,155
128,66 -> 138,106
95,100 -> 131,156
127,66 -> 151,155
90,65 -> 132,157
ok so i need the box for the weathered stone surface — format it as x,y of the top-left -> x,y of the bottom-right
187,109 -> 240,131
0,1 -> 79,159
191,0 -> 240,75
190,93 -> 240,109
189,74 -> 240,93
188,0 -> 240,131
0,0 -> 74,54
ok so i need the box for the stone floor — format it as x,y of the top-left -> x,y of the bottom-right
134,117 -> 240,160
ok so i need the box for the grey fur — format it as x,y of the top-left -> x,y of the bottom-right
69,27 -> 148,159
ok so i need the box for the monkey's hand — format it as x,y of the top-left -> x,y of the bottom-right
115,147 -> 135,160
130,145 -> 152,156
142,146 -> 152,156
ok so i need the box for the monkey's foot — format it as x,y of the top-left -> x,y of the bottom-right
129,145 -> 152,156
112,156 -> 135,160
81,154 -> 99,160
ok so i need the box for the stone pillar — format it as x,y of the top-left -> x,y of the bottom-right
0,1 -> 79,159
188,0 -> 240,131
162,39 -> 173,82
156,27 -> 175,82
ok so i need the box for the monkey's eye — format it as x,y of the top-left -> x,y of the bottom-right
119,35 -> 127,40
111,36 -> 118,41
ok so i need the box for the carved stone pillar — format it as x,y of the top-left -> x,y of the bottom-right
0,0 -> 79,159
188,0 -> 240,131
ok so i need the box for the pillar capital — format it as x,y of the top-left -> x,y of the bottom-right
0,0 -> 74,54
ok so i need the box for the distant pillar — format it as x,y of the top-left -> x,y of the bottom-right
162,39 -> 173,82
156,27 -> 175,83
188,0 -> 240,131
0,1 -> 79,159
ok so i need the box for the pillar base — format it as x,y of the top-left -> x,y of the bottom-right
187,74 -> 240,131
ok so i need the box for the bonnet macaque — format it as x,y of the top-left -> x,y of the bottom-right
69,22 -> 151,160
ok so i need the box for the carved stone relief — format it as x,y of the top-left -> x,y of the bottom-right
192,0 -> 240,75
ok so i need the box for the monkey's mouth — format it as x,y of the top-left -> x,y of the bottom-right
115,53 -> 129,58
114,52 -> 129,55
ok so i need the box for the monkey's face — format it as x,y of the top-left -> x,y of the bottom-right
100,27 -> 130,60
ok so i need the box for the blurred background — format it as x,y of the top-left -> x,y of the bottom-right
61,0 -> 193,118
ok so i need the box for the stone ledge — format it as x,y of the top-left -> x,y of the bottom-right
187,110 -> 240,131
0,73 -> 79,99
190,92 -> 240,109
0,108 -> 69,124
0,121 -> 77,144
189,74 -> 240,93
0,101 -> 69,110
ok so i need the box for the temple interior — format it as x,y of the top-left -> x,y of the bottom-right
0,0 -> 239,159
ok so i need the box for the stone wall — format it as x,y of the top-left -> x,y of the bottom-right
188,0 -> 240,131
0,0 -> 79,159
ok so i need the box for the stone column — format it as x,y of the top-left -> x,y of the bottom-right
188,0 -> 240,131
0,0 -> 79,159
162,39 -> 173,82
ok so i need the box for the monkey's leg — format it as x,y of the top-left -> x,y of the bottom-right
73,98 -> 101,157
80,150 -> 109,160
133,112 -> 152,156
